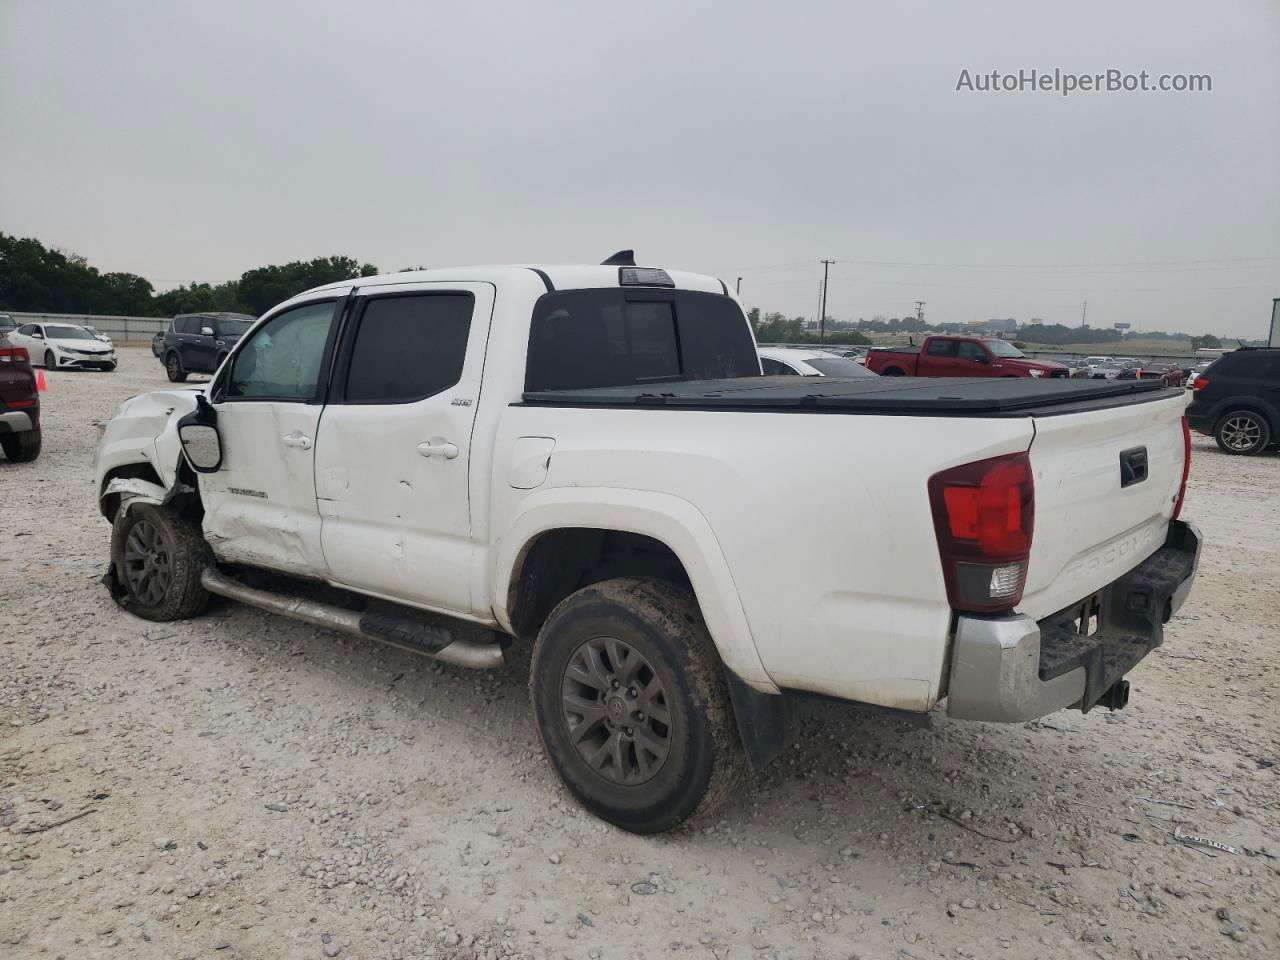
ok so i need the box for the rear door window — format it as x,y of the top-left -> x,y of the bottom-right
926,339 -> 957,358
761,357 -> 797,375
343,293 -> 474,403
525,289 -> 759,391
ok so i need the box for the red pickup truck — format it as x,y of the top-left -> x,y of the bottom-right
865,335 -> 1070,379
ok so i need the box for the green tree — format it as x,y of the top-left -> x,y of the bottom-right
1191,334 -> 1221,351
237,256 -> 378,315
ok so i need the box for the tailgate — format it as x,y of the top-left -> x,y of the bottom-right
1020,391 -> 1187,619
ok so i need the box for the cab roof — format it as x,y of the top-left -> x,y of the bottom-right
305,264 -> 730,298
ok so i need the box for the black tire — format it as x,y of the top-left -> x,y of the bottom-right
530,577 -> 746,834
165,352 -> 188,383
0,429 -> 41,463
882,367 -> 904,376
110,504 -> 212,621
1214,410 -> 1271,456
44,349 -> 56,370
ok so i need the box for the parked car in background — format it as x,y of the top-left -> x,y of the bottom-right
151,329 -> 166,358
1186,361 -> 1213,390
758,346 -> 877,377
0,314 -> 16,337
1119,363 -> 1183,388
157,312 -> 256,381
95,259 -> 1199,832
1063,359 -> 1092,378
837,346 -> 870,364
0,330 -> 41,462
1087,359 -> 1127,380
1187,348 -> 1280,455
865,335 -> 1069,378
7,321 -> 117,370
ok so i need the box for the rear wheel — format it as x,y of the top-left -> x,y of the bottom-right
530,577 -> 746,834
882,367 -> 905,376
165,352 -> 188,382
0,429 -> 41,463
111,504 -> 211,620
1214,410 -> 1270,455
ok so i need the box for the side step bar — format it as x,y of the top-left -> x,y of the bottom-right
200,568 -> 504,670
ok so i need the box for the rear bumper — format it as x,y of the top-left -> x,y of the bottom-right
0,410 -> 36,434
946,520 -> 1202,722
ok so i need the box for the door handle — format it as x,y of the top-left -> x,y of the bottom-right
282,432 -> 313,450
417,439 -> 459,460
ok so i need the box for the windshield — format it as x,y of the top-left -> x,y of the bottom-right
805,356 -> 877,377
215,318 -> 254,336
45,325 -> 96,340
983,339 -> 1025,358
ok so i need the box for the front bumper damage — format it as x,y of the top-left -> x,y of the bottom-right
946,520 -> 1202,722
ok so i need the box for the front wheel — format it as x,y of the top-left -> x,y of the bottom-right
44,350 -> 56,370
530,577 -> 746,834
1215,410 -> 1271,455
0,429 -> 41,463
165,352 -> 188,383
111,504 -> 212,620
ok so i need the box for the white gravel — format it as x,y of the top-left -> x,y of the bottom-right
1,347 -> 1277,959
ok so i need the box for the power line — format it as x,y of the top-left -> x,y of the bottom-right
830,255 -> 1280,270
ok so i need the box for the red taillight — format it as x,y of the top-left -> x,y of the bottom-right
1172,415 -> 1191,521
929,452 -> 1035,613
1192,377 -> 1209,392
0,346 -> 30,363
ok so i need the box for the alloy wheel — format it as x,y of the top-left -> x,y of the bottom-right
122,519 -> 172,606
1221,415 -> 1262,452
560,635 -> 671,785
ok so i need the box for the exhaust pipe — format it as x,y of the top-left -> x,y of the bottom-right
200,568 -> 504,670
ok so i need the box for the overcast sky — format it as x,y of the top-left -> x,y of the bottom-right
2,0 -> 1277,337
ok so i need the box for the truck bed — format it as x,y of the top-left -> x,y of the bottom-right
522,375 -> 1171,417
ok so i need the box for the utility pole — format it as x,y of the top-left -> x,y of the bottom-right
736,276 -> 742,295
818,259 -> 834,342
914,300 -> 926,325
1081,300 -> 1088,328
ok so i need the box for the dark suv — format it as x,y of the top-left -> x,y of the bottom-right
1186,348 -> 1280,455
158,312 -> 255,382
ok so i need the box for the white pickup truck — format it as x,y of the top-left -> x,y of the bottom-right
94,257 -> 1201,833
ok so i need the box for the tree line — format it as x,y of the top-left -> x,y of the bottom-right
0,232 -> 378,317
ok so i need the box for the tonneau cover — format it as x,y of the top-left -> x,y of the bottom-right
522,375 -> 1170,417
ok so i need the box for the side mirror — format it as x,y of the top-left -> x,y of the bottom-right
176,395 -> 223,473
973,353 -> 990,364
201,326 -> 215,336
32,331 -> 44,339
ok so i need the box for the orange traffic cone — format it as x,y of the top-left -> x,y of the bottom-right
36,369 -> 47,392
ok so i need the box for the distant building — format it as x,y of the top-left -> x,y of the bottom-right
985,317 -> 1018,333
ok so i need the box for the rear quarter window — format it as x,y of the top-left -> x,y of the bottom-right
525,289 -> 759,392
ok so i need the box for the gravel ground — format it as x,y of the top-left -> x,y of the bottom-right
1,347 -> 1277,960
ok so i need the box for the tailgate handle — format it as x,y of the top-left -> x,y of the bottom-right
1119,446 -> 1148,488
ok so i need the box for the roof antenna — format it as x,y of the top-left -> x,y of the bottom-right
601,250 -> 636,266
